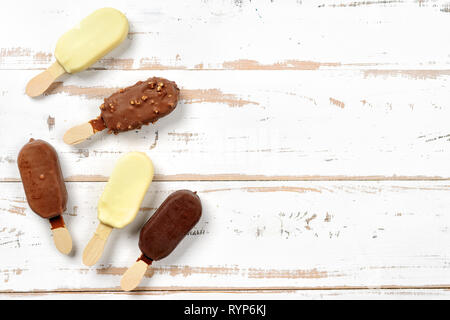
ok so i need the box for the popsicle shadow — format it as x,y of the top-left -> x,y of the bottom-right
62,206 -> 77,258
67,245 -> 77,257
150,97 -> 186,134
66,229 -> 77,258
62,83 -> 185,149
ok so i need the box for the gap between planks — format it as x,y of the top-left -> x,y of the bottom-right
2,174 -> 450,183
3,68 -> 450,79
1,52 -> 450,76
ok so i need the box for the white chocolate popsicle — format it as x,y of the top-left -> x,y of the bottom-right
26,7 -> 129,97
82,152 -> 154,266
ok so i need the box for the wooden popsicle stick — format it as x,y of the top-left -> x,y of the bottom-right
51,227 -> 73,255
82,222 -> 113,266
25,61 -> 66,97
49,216 -> 72,255
120,259 -> 150,291
63,122 -> 95,145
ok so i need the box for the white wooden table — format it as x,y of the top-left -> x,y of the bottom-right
1,0 -> 449,299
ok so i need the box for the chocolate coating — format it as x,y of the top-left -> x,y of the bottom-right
100,77 -> 180,133
139,190 -> 202,261
17,139 -> 68,219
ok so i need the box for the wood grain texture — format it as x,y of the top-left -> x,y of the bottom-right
1,0 -> 450,299
0,69 -> 449,180
1,181 -> 449,293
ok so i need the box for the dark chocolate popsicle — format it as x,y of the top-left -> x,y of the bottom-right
139,189 -> 202,260
121,190 -> 202,291
63,77 -> 180,145
17,139 -> 73,254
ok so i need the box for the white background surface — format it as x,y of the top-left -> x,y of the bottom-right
0,0 -> 449,299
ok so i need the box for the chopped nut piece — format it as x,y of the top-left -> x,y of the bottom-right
130,100 -> 135,105
141,95 -> 148,101
39,174 -> 45,180
158,82 -> 164,87
128,125 -> 132,129
154,109 -> 160,114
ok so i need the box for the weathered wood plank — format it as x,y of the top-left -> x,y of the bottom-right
1,181 -> 449,291
1,288 -> 450,299
0,1 -> 449,71
0,69 -> 449,180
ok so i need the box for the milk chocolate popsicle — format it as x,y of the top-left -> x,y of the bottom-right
63,77 -> 180,145
17,139 -> 73,255
121,190 -> 202,291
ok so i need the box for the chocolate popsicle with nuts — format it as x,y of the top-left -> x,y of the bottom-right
63,77 -> 179,145
121,190 -> 202,291
17,139 -> 73,255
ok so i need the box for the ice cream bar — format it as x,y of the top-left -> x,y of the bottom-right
26,8 -> 128,97
63,77 -> 180,145
82,152 -> 153,266
139,190 -> 202,260
17,139 -> 72,255
120,190 -> 202,291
